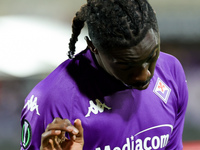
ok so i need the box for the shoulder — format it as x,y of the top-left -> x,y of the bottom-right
158,52 -> 182,68
29,60 -> 75,98
21,59 -> 76,117
156,52 -> 185,79
156,51 -> 188,107
156,51 -> 187,86
22,49 -> 93,116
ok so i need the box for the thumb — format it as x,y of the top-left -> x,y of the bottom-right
74,119 -> 84,143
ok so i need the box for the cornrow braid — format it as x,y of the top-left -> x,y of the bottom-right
68,5 -> 87,59
68,0 -> 158,58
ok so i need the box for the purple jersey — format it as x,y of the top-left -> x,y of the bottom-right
20,49 -> 188,150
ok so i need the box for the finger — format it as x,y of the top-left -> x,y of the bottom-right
59,130 -> 66,141
54,136 -> 62,150
46,124 -> 79,137
41,130 -> 61,144
49,139 -> 56,150
74,119 -> 83,137
68,133 -> 77,141
45,118 -> 69,132
73,119 -> 84,143
67,119 -> 82,141
62,119 -> 79,135
66,125 -> 79,135
45,118 -> 62,132
42,130 -> 61,139
56,131 -> 67,144
46,119 -> 79,135
52,117 -> 62,123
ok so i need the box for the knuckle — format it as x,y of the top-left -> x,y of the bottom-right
46,123 -> 52,130
63,119 -> 71,126
53,117 -> 62,123
41,132 -> 46,138
41,131 -> 50,139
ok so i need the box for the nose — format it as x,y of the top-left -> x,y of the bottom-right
131,65 -> 151,83
135,68 -> 151,82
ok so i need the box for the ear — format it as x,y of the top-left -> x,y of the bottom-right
85,36 -> 98,54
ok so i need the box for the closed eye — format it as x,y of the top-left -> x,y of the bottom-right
146,50 -> 158,62
117,64 -> 132,71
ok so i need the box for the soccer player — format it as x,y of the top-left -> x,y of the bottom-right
20,0 -> 188,150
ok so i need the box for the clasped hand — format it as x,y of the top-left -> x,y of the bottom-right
40,118 -> 84,150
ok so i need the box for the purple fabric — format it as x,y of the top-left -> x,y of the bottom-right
20,49 -> 188,150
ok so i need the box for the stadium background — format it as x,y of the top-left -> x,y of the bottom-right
0,0 -> 199,149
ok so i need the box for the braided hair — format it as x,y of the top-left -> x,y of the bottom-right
68,0 -> 158,59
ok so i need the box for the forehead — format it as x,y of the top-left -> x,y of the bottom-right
108,29 -> 159,62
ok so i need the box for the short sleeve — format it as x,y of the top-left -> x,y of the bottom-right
20,80 -> 74,149
20,92 -> 47,150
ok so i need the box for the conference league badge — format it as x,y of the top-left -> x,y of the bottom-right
21,119 -> 32,149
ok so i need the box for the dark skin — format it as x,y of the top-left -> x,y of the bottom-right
87,28 -> 160,90
40,118 -> 84,150
41,28 -> 160,149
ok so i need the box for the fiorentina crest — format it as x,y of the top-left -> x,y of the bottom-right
153,78 -> 171,104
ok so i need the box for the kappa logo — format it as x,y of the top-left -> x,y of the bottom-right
24,95 -> 40,115
85,99 -> 111,117
153,78 -> 171,104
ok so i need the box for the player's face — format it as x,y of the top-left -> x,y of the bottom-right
94,29 -> 160,90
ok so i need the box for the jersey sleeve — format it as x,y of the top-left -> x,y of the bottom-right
20,89 -> 47,150
20,60 -> 76,150
20,85 -> 71,149
166,58 -> 189,149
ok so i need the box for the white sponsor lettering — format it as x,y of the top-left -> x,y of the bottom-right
96,124 -> 172,150
85,99 -> 111,117
24,95 -> 40,115
96,134 -> 169,150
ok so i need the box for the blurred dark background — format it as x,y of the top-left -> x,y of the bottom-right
0,0 -> 200,149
